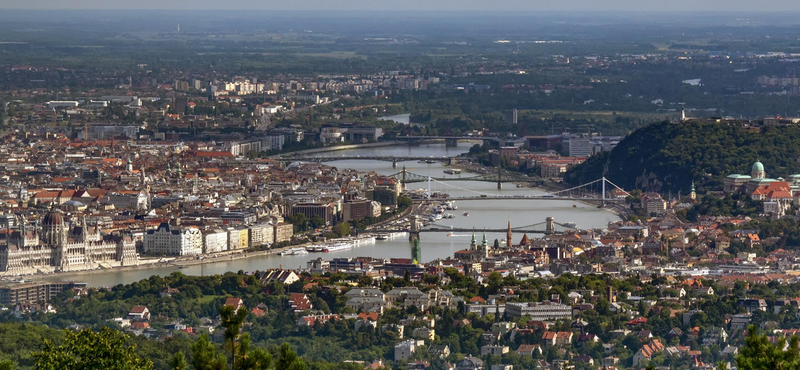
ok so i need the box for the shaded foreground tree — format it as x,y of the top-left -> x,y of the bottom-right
33,327 -> 153,370
736,325 -> 800,370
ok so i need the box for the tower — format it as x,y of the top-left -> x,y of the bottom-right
126,156 -> 133,173
690,181 -> 696,201
506,219 -> 512,248
470,230 -> 477,249
481,231 -> 489,258
81,215 -> 89,242
42,209 -> 68,268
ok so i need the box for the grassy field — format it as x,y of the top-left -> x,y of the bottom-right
195,295 -> 223,304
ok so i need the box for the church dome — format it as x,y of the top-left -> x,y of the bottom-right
43,209 -> 65,226
752,161 -> 765,172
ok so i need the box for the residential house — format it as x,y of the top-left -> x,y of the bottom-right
481,344 -> 510,356
456,357 -> 484,370
128,306 -> 150,321
632,339 -> 664,367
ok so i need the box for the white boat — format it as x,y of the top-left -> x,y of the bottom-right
323,242 -> 352,253
443,169 -> 462,175
280,247 -> 309,256
444,213 -> 455,219
463,212 -> 469,217
306,246 -> 325,253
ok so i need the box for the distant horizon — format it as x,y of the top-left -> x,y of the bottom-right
2,0 -> 800,12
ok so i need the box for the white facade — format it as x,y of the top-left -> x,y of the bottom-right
248,223 -> 274,248
144,223 -> 202,256
394,340 -> 419,361
203,229 -> 229,254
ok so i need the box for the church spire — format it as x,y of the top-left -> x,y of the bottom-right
482,231 -> 488,246
470,229 -> 477,248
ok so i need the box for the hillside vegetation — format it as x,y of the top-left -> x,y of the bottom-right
564,121 -> 800,194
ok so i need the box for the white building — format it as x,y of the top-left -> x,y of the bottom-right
203,229 -> 229,254
248,223 -> 274,248
144,222 -> 202,256
504,302 -> 573,320
394,340 -> 421,361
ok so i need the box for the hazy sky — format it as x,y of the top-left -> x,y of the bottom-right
1,0 -> 799,11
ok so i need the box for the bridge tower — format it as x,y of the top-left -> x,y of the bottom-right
497,167 -> 502,190
445,138 -> 458,147
545,216 -> 555,235
601,177 -> 606,207
401,166 -> 407,192
409,215 -> 420,242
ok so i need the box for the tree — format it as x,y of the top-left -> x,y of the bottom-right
191,334 -> 227,370
275,343 -> 305,370
33,327 -> 153,370
334,223 -> 351,237
218,305 -> 273,370
220,305 -> 248,369
0,360 -> 15,370
170,352 -> 189,370
736,325 -> 800,370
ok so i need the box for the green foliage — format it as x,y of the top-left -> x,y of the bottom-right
191,335 -> 227,370
566,121 -> 800,194
333,223 -> 350,238
32,327 -> 153,370
736,325 -> 800,370
170,353 -> 189,370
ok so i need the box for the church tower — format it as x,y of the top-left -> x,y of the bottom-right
690,181 -> 696,201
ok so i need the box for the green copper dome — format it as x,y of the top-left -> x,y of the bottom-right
752,161 -> 764,172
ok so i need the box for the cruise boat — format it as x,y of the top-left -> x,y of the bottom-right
280,247 -> 309,256
443,169 -> 462,175
323,243 -> 352,253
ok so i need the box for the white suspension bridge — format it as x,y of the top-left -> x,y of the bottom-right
400,174 -> 631,206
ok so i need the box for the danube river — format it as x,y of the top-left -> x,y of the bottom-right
34,144 -> 619,287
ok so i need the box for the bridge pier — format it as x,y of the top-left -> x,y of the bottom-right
445,138 -> 458,147
409,215 -> 421,242
392,159 -> 398,168
497,168 -> 502,190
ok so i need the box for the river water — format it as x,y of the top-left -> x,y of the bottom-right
35,144 -> 619,287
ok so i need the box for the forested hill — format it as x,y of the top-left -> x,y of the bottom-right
563,121 -> 800,194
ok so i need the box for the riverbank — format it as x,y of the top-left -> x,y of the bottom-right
15,245 -> 297,284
